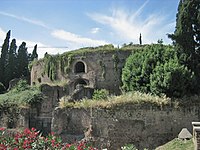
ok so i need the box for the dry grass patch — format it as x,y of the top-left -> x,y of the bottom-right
59,91 -> 171,109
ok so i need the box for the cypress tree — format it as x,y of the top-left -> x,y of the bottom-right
0,30 -> 11,85
168,0 -> 200,76
16,42 -> 29,78
5,39 -> 17,87
139,33 -> 142,45
31,44 -> 38,61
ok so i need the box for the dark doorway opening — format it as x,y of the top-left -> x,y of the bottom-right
75,62 -> 85,73
74,79 -> 87,89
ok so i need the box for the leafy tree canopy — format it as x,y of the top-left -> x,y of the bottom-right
122,44 -> 195,98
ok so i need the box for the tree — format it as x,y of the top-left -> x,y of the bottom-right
122,44 -> 166,93
122,44 -> 195,97
30,44 -> 38,61
168,0 -> 200,83
150,58 -> 195,97
139,33 -> 142,45
0,30 -> 11,84
5,39 -> 17,87
16,42 -> 29,78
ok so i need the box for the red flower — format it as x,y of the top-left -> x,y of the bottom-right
65,143 -> 71,148
23,128 -> 31,136
0,127 -> 5,131
0,127 -> 97,149
31,127 -> 36,131
51,139 -> 55,147
0,144 -> 7,149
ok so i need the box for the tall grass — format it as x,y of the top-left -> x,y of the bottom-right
59,91 -> 171,109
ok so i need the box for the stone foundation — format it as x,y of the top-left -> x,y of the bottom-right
52,104 -> 200,150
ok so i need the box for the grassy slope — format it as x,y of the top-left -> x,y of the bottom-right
156,138 -> 194,150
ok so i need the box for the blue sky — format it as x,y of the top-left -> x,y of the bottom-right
0,0 -> 179,58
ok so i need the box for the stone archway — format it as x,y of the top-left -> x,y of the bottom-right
74,78 -> 88,89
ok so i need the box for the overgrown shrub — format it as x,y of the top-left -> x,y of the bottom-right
12,79 -> 29,92
92,89 -> 109,100
0,79 -> 44,108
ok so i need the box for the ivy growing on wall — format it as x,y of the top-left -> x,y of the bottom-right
99,60 -> 106,79
112,54 -> 119,71
43,54 -> 57,81
42,53 -> 75,81
66,54 -> 74,73
59,54 -> 74,75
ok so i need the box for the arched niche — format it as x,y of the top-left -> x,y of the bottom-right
74,61 -> 86,73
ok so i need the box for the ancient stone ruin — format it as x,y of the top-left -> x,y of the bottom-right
1,46 -> 199,149
28,48 -> 132,136
31,48 -> 132,96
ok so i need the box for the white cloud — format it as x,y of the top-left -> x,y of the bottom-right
0,28 -> 6,43
17,40 -> 54,58
0,11 -> 110,56
88,1 -> 174,44
51,29 -> 108,47
0,27 -> 64,58
90,27 -> 100,34
0,11 -> 51,29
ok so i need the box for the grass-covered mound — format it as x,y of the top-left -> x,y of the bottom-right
156,138 -> 194,150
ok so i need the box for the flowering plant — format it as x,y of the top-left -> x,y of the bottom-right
0,127 -> 97,150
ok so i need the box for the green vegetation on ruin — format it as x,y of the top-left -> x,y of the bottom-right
0,80 -> 44,110
34,44 -> 145,82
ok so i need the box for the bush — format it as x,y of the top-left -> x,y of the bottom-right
150,59 -> 195,97
0,80 -> 44,108
122,44 -> 173,93
12,79 -> 29,92
92,89 -> 109,100
122,48 -> 146,92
